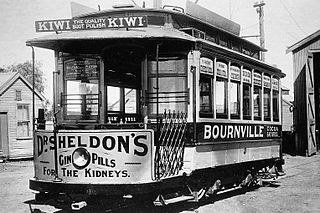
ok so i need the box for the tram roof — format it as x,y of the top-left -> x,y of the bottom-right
26,2 -> 284,77
26,26 -> 195,50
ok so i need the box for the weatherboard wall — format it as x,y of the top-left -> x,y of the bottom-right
0,78 -> 43,159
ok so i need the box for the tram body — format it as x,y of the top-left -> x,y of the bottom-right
28,1 -> 285,202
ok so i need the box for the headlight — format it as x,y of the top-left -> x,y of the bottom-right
72,148 -> 90,169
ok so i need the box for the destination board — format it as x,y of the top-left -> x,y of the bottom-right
65,58 -> 99,80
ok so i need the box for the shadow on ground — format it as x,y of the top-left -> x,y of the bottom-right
24,182 -> 280,213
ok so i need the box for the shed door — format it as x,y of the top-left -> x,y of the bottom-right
306,53 -> 317,156
0,113 -> 9,157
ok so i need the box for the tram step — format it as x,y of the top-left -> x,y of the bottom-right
154,195 -> 194,206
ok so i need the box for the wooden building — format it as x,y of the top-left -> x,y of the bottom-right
287,30 -> 320,156
0,72 -> 45,159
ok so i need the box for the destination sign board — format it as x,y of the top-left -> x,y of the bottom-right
65,58 -> 99,80
35,16 -> 148,32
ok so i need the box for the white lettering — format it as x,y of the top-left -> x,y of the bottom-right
118,17 -> 124,27
53,21 -> 66,30
124,17 -> 137,26
227,125 -> 233,138
37,22 -> 48,31
220,125 -> 227,139
212,125 -> 219,139
137,16 -> 144,26
108,18 -> 118,27
204,125 -> 211,139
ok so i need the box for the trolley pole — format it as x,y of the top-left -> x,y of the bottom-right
254,1 -> 266,61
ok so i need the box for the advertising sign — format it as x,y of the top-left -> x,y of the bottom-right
35,16 -> 148,32
198,122 -> 281,142
264,75 -> 271,88
253,72 -> 262,86
34,130 -> 154,184
216,61 -> 228,78
272,77 -> 279,91
242,69 -> 251,84
200,57 -> 213,75
230,66 -> 240,81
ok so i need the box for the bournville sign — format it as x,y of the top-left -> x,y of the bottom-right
35,16 -> 148,32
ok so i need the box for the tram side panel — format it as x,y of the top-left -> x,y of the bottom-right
183,123 -> 281,171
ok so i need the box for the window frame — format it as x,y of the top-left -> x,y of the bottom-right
147,55 -> 188,117
17,104 -> 30,138
62,56 -> 100,122
199,74 -> 213,117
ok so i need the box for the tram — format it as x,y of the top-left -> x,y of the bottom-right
27,0 -> 285,205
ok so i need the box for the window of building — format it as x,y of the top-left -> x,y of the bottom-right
243,84 -> 252,120
17,104 -> 30,138
16,90 -> 22,101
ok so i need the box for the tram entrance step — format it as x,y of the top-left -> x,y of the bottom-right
154,195 -> 194,206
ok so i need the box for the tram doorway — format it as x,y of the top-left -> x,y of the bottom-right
103,44 -> 144,124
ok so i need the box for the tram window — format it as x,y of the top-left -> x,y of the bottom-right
149,77 -> 187,114
253,86 -> 262,120
264,89 -> 271,121
125,88 -> 137,113
149,58 -> 186,74
230,82 -> 240,118
147,56 -> 187,115
243,84 -> 252,120
216,78 -> 227,118
65,80 -> 99,119
107,86 -> 120,111
273,91 -> 279,121
200,75 -> 212,116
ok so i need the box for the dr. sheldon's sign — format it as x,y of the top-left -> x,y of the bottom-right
34,130 -> 154,184
35,15 -> 148,32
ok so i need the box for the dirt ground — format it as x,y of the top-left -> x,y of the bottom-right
0,153 -> 319,213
